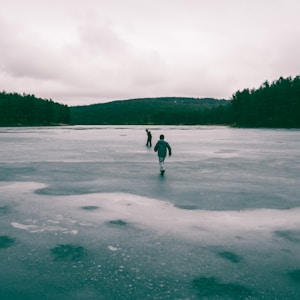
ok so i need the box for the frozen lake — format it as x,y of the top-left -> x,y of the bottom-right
1,125 -> 300,299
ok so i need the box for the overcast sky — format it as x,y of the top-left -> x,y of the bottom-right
1,0 -> 299,106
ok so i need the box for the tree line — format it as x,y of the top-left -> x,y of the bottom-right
231,76 -> 300,128
0,75 -> 299,127
0,91 -> 70,126
70,97 -> 231,125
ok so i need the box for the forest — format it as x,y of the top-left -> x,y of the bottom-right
0,75 -> 299,127
70,97 -> 231,125
231,76 -> 300,128
0,92 -> 70,126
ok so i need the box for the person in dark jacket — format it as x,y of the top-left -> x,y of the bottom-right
146,129 -> 152,147
154,134 -> 172,175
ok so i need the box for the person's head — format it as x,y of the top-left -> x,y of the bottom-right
160,134 -> 164,140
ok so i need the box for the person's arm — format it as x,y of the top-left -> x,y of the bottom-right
167,143 -> 172,156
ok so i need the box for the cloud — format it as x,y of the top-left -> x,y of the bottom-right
0,0 -> 300,105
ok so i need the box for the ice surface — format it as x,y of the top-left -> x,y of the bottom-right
1,126 -> 300,299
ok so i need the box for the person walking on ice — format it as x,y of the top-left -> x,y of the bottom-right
154,134 -> 172,176
146,129 -> 152,147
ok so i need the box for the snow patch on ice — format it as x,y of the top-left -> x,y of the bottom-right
3,182 -> 300,243
108,245 -> 119,251
11,221 -> 78,234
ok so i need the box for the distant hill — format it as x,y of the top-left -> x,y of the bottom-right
70,97 -> 231,125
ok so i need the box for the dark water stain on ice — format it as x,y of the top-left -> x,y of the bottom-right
0,235 -> 16,249
217,251 -> 242,263
0,205 -> 10,215
50,244 -> 88,261
192,276 -> 253,298
107,219 -> 128,227
275,230 -> 300,243
80,205 -> 99,211
288,270 -> 300,282
175,204 -> 198,210
36,187 -> 83,196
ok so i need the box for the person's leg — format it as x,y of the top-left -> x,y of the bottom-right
159,157 -> 165,172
